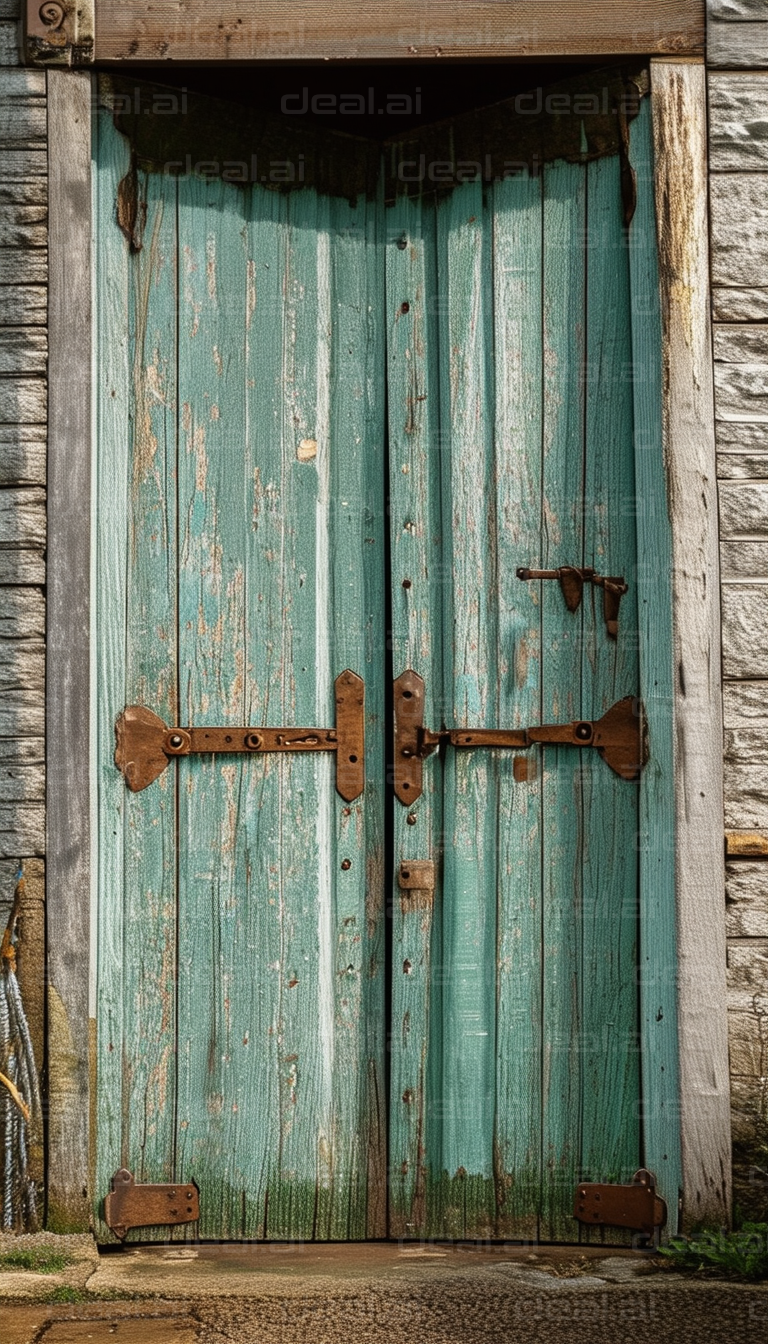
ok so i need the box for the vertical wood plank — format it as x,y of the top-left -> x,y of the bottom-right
46,68 -> 92,1233
539,158 -> 587,1242
581,152 -> 640,1225
93,101 -> 130,1238
628,91 -> 683,1229
651,60 -> 730,1229
385,193 -> 444,1239
436,182 -> 497,1239
491,169 -> 544,1242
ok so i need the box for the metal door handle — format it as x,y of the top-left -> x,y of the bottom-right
115,670 -> 365,802
393,670 -> 646,804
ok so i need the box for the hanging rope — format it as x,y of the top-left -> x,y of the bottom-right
0,869 -> 41,1231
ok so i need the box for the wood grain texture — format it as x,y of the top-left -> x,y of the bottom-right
45,69 -> 91,1234
0,18 -> 18,64
0,550 -> 45,584
0,379 -> 46,423
92,0 -> 704,63
0,330 -> 46,375
0,286 -> 47,324
0,248 -> 47,284
708,20 -> 768,67
0,487 -> 46,547
709,75 -> 768,174
652,58 -> 731,1230
709,0 -> 768,16
0,427 -> 46,485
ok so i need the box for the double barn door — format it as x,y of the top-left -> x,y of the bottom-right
94,73 -> 668,1242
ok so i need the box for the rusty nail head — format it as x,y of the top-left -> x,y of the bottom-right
407,813 -> 417,825
341,859 -> 351,871
402,578 -> 412,589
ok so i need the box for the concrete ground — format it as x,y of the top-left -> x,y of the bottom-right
1,1236 -> 766,1343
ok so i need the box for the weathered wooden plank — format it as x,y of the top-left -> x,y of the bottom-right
0,486 -> 46,547
0,19 -> 19,64
709,75 -> 768,174
710,0 -> 768,16
714,326 -> 768,364
93,0 -> 704,62
0,248 -> 47,284
491,167 -> 543,1241
713,289 -> 768,324
0,207 -> 46,248
540,156 -> 586,1242
715,363 -> 768,424
720,539 -> 768,578
719,453 -> 768,479
0,551 -> 45,584
92,102 -> 131,1242
0,70 -> 45,97
724,766 -> 768,829
0,150 -> 46,178
46,69 -> 91,1234
0,95 -> 46,151
708,20 -> 768,67
0,585 -> 44,638
385,191 -> 445,1240
723,680 -> 768,725
435,180 -> 497,1241
0,640 -> 44,689
0,285 -> 46,324
0,802 -> 44,858
581,150 -> 640,1223
0,736 -> 43,766
722,586 -> 768,678
652,58 -> 731,1230
711,176 -> 768,290
0,0 -> 20,18
0,426 -> 46,484
0,378 -> 46,424
719,482 -> 768,536
0,329 -> 47,375
0,688 -> 43,736
0,761 -> 44,802
727,944 -> 768,1004
0,180 -> 47,206
726,831 -> 768,857
629,94 -> 683,1226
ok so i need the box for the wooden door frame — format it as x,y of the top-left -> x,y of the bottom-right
45,57 -> 730,1235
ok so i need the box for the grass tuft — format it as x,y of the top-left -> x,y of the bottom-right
658,1223 -> 768,1281
0,1249 -> 72,1275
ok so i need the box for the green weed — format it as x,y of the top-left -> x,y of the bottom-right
0,1248 -> 71,1275
658,1223 -> 768,1281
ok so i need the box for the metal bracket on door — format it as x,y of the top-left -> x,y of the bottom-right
573,1168 -> 667,1237
516,565 -> 628,639
393,670 -> 646,804
104,1168 -> 200,1240
115,670 -> 365,802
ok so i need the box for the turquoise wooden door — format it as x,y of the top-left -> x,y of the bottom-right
93,74 -> 679,1243
385,89 -> 679,1242
93,83 -> 387,1240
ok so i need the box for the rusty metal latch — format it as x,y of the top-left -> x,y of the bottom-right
115,670 -> 365,802
516,565 -> 628,639
393,670 -> 646,804
104,1168 -> 200,1241
573,1168 -> 667,1236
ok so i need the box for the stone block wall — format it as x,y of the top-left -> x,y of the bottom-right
708,0 -> 768,1221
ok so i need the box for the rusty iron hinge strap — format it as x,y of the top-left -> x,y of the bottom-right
516,565 -> 628,639
115,670 -> 365,802
573,1168 -> 667,1236
104,1168 -> 200,1241
393,670 -> 646,804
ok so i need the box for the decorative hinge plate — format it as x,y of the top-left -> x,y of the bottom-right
104,1168 -> 200,1241
115,670 -> 365,802
393,670 -> 647,804
573,1168 -> 667,1235
25,0 -> 94,65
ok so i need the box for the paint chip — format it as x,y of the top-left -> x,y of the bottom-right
297,438 -> 317,461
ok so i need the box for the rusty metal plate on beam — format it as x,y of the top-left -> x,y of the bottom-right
104,1168 -> 199,1241
573,1168 -> 666,1235
334,669 -> 365,803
